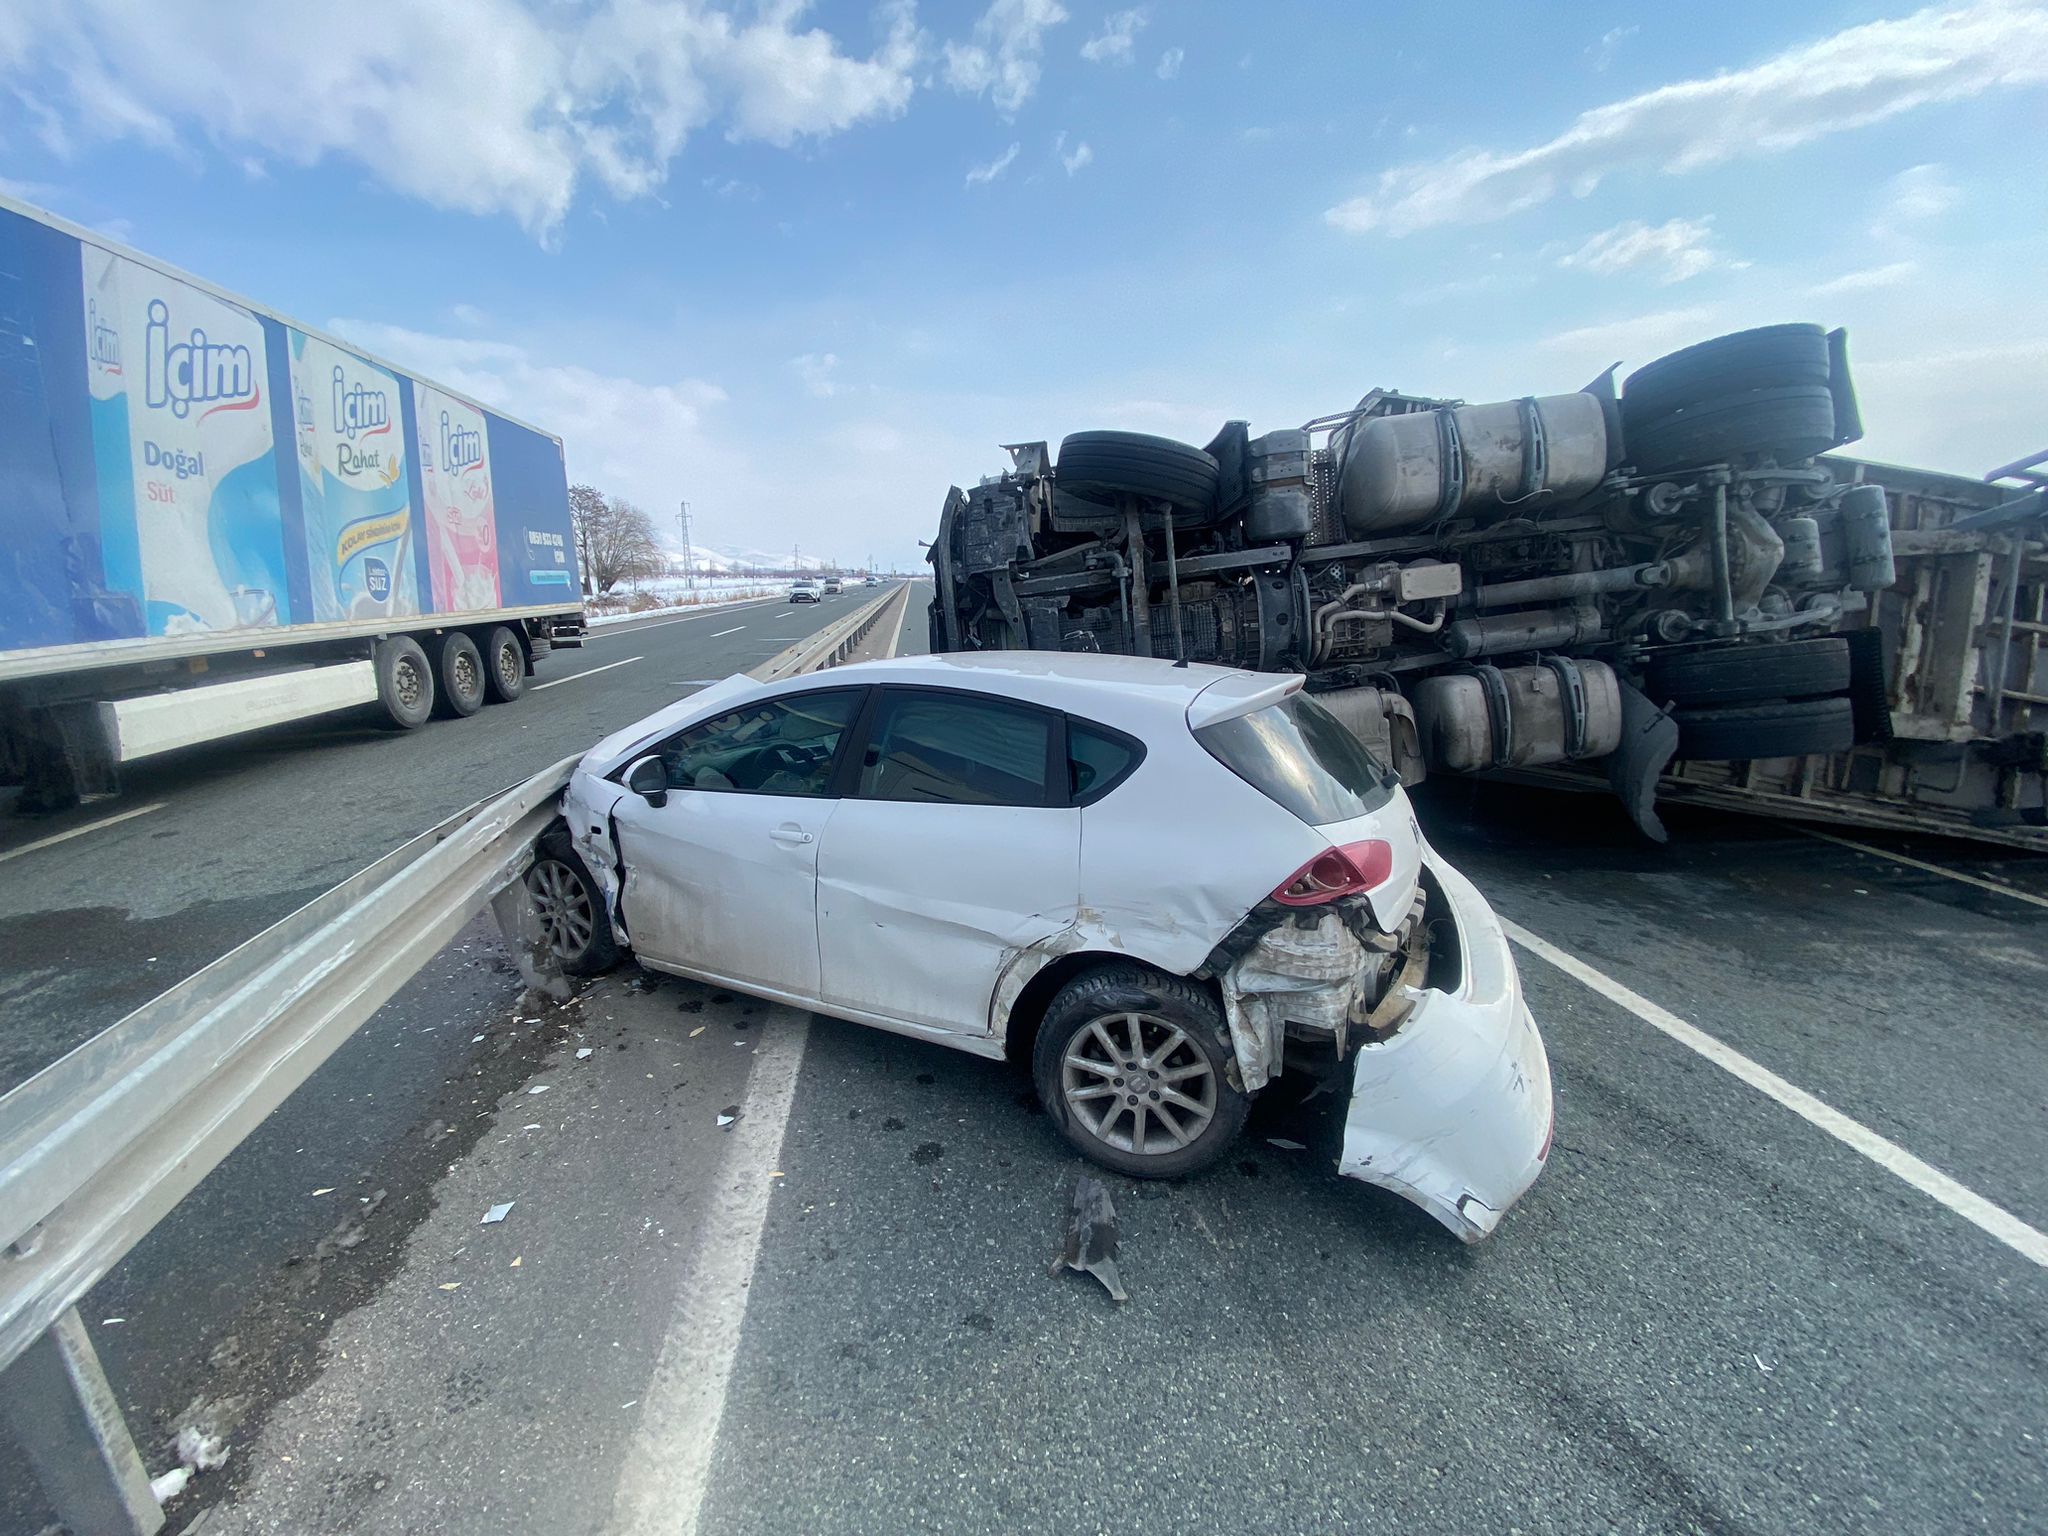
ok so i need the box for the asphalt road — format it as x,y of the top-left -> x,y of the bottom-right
6,591 -> 2045,1535
0,582 -> 904,1533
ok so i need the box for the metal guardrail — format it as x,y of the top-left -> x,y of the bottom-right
0,585 -> 914,1533
752,580 -> 910,681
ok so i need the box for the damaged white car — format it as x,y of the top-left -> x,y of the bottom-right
529,652 -> 1552,1240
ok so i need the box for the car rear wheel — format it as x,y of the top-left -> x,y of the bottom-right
1033,964 -> 1249,1178
525,833 -> 620,976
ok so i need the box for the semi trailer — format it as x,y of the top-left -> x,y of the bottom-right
0,194 -> 585,813
926,323 -> 2048,845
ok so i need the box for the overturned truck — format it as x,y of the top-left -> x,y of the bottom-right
927,323 -> 2048,844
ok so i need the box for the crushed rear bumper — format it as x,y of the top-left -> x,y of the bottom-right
1337,849 -> 1552,1241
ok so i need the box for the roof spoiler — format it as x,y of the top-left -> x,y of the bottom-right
1186,671 -> 1303,731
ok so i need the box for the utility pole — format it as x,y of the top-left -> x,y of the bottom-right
676,500 -> 695,590
792,540 -> 801,576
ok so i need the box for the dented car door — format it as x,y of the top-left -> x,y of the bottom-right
816,686 -> 1080,1035
612,687 -> 865,1001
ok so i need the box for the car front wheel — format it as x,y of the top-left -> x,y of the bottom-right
1033,964 -> 1250,1178
525,833 -> 621,976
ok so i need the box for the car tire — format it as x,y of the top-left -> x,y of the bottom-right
1056,431 -> 1222,518
1675,697 -> 1855,761
480,625 -> 526,703
1625,384 -> 1837,473
373,636 -> 435,729
1621,324 -> 1832,426
1032,963 -> 1251,1179
432,631 -> 487,718
1647,638 -> 1851,708
526,831 -> 621,976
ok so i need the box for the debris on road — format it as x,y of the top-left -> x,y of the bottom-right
577,1046 -> 594,1059
310,1187 -> 334,1196
1266,1138 -> 1307,1152
526,1084 -> 552,1096
438,1282 -> 461,1292
717,1106 -> 742,1128
481,1202 -> 515,1225
1049,1175 -> 1129,1304
150,1466 -> 190,1503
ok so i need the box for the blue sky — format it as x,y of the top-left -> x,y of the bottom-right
3,0 -> 2044,569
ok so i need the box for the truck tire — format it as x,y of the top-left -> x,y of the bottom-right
481,625 -> 526,703
433,632 -> 486,718
1625,384 -> 1837,473
1647,638 -> 1851,708
526,830 -> 621,976
374,636 -> 435,729
1032,963 -> 1250,1179
1675,697 -> 1855,761
1621,324 -> 1832,425
1056,431 -> 1221,516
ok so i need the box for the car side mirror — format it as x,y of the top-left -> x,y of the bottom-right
625,754 -> 669,808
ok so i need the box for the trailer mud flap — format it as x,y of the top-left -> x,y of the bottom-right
1609,678 -> 1678,844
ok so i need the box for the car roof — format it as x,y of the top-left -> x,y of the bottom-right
806,650 -> 1300,723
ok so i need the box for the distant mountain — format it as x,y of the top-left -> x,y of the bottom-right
657,539 -> 856,574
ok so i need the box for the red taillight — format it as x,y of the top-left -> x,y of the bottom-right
1271,839 -> 1395,906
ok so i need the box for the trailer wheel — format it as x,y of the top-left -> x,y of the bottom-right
374,637 -> 436,729
1624,384 -> 1837,473
433,632 -> 486,718
481,625 -> 527,703
1056,430 -> 1221,519
1621,324 -> 1832,426
1647,638 -> 1850,708
1675,697 -> 1855,761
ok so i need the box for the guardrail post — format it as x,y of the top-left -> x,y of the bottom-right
0,1307 -> 164,1535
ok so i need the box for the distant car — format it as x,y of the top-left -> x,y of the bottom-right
864,576 -> 879,587
789,580 -> 821,603
530,653 -> 1552,1241
823,577 -> 844,594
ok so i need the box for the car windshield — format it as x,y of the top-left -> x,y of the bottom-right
1195,693 -> 1396,826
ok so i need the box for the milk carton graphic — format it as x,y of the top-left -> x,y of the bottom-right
414,381 -> 502,613
289,331 -> 419,621
81,247 -> 290,635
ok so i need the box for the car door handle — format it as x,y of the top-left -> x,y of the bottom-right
769,825 -> 814,846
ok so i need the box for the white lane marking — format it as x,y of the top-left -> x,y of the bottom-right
1502,918 -> 2048,1269
531,656 -> 642,690
609,1012 -> 811,1536
0,801 -> 167,865
1801,828 -> 2048,913
709,626 -> 746,637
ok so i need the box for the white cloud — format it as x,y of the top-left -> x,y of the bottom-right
1326,0 -> 2048,236
1054,131 -> 1093,174
0,0 -> 925,239
1882,162 -> 1962,221
789,352 -> 841,397
1588,25 -> 1637,71
965,141 -> 1022,186
1080,8 -> 1146,64
1537,306 -> 1721,368
1155,45 -> 1183,80
943,0 -> 1067,115
1556,216 -> 1733,284
1810,259 -> 1921,295
702,175 -> 762,201
332,319 -> 728,512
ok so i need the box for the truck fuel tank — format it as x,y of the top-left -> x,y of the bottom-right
1339,394 -> 1611,535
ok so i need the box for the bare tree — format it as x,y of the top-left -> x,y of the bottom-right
567,483 -> 666,594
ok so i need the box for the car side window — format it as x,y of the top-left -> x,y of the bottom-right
856,690 -> 1053,806
1067,719 -> 1142,806
650,689 -> 861,796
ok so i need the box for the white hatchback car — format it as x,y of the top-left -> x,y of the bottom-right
531,653 -> 1552,1240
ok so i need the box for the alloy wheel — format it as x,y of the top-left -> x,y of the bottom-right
1061,1010 -> 1217,1156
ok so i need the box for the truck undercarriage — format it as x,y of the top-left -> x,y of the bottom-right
928,324 -> 2047,844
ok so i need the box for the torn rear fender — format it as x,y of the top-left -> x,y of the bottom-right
1338,850 -> 1552,1242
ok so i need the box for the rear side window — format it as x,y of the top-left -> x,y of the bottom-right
858,691 -> 1054,806
1067,720 -> 1142,806
1196,693 -> 1395,826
